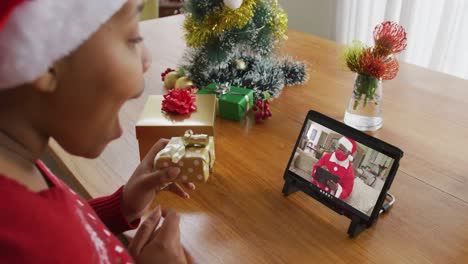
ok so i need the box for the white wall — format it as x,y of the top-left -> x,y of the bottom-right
307,123 -> 333,147
279,0 -> 335,40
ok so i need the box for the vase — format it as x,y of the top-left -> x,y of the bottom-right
344,74 -> 383,131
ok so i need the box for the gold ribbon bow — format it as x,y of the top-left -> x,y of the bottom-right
183,130 -> 209,147
156,130 -> 209,164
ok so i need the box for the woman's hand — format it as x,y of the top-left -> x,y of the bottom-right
129,207 -> 189,264
122,139 -> 196,222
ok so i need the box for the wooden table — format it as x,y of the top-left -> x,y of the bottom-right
48,15 -> 468,263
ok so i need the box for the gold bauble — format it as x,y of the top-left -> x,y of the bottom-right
235,59 -> 247,70
164,72 -> 179,89
175,76 -> 194,89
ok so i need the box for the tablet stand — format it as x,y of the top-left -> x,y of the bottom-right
282,178 -> 299,196
282,176 -> 372,238
347,215 -> 368,238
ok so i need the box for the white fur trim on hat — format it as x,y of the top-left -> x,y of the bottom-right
338,137 -> 353,152
0,0 -> 127,89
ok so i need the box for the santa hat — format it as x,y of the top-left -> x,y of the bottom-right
338,137 -> 357,161
0,0 -> 127,90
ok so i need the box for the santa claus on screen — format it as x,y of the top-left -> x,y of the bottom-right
311,137 -> 356,200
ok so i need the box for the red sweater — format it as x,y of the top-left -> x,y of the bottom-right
0,160 -> 140,263
311,153 -> 355,200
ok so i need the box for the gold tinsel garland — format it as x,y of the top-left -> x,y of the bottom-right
184,0 -> 257,48
268,0 -> 288,41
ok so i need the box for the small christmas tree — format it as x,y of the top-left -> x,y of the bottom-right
180,0 -> 307,101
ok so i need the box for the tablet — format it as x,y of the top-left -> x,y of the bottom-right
284,110 -> 403,224
314,167 -> 340,186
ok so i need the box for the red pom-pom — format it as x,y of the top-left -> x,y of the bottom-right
162,88 -> 197,115
161,68 -> 176,81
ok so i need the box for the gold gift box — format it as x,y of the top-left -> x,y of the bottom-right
136,94 -> 216,160
154,130 -> 215,183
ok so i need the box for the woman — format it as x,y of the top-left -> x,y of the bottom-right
0,0 -> 193,263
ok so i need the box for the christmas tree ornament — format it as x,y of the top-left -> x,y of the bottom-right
223,0 -> 243,10
161,68 -> 176,81
164,71 -> 180,90
235,59 -> 247,70
175,76 -> 194,89
253,99 -> 272,123
181,0 -> 307,111
183,0 -> 257,48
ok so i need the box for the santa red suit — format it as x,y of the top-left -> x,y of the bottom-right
311,137 -> 357,200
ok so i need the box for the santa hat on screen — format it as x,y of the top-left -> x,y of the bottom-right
0,0 -> 127,90
338,137 -> 357,161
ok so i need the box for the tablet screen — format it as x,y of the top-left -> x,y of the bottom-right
288,120 -> 395,216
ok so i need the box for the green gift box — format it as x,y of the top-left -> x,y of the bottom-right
198,83 -> 254,121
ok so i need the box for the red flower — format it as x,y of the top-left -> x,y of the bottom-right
162,88 -> 197,115
359,48 -> 400,80
360,48 -> 387,79
381,57 -> 399,80
373,21 -> 407,57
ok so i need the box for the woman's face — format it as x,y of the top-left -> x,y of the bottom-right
44,0 -> 146,158
335,144 -> 351,161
